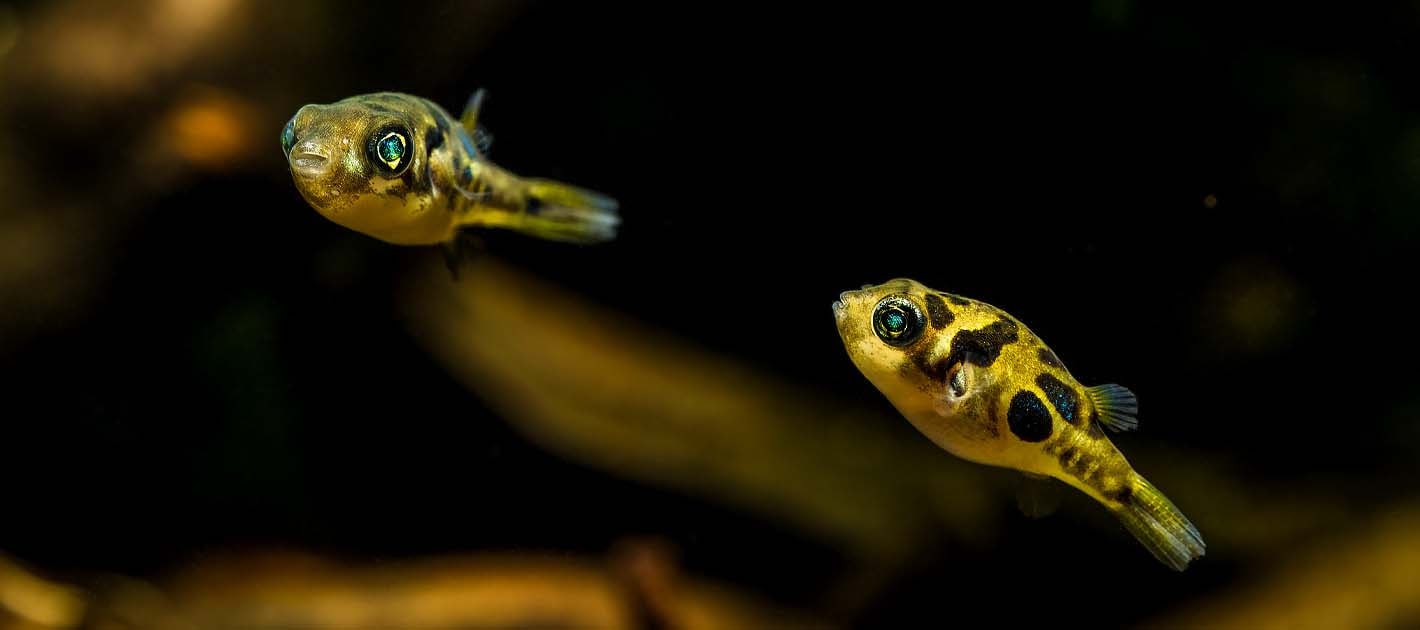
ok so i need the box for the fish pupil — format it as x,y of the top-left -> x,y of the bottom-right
378,133 -> 405,165
884,310 -> 906,332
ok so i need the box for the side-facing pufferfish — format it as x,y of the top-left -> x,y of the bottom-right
833,279 -> 1204,570
280,89 -> 618,248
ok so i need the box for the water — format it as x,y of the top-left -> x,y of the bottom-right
0,2 -> 1416,627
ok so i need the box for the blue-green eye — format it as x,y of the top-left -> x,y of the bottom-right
366,125 -> 411,176
873,295 -> 925,346
280,116 -> 296,155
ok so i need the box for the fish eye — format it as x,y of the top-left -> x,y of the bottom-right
872,295 -> 925,347
280,116 -> 296,156
366,125 -> 412,176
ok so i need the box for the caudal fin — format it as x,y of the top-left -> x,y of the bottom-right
1114,475 -> 1205,571
502,178 -> 619,244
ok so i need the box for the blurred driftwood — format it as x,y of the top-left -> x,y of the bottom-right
0,553 -> 85,629
1149,503 -> 1420,630
401,256 -> 1001,565
2,546 -> 824,630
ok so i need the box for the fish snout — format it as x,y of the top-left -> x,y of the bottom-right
832,288 -> 866,319
289,140 -> 331,178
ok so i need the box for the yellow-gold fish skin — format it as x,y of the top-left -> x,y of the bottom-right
280,89 -> 618,247
833,278 -> 1204,570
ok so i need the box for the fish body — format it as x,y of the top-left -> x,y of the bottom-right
281,90 -> 618,246
833,278 -> 1204,570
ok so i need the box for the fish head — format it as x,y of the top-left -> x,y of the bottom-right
280,92 -> 449,244
834,278 -> 962,417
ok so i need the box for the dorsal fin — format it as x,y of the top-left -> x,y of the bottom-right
460,88 -> 486,134
460,88 -> 494,154
1087,384 -> 1138,432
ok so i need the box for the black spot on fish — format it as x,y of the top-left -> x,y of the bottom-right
457,163 -> 474,188
526,196 -> 543,215
1035,373 -> 1080,425
924,294 -> 953,330
984,394 -> 1001,438
1059,446 -> 1081,472
909,349 -> 949,386
425,127 -> 443,153
939,293 -> 971,306
1038,348 -> 1063,368
1007,390 -> 1053,442
947,318 -> 1019,369
1113,485 -> 1134,504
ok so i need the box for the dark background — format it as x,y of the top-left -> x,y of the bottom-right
2,1 -> 1417,626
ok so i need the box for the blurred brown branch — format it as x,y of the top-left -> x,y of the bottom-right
0,553 -> 85,629
401,256 -> 1002,567
0,546 -> 824,630
1148,503 -> 1420,630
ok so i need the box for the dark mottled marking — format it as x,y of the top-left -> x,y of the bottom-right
424,127 -> 443,153
400,167 -> 421,192
1035,373 -> 1080,425
1038,347 -> 1063,368
923,294 -> 953,330
1112,485 -> 1134,504
1058,446 -> 1080,472
939,293 -> 971,306
526,196 -> 543,215
947,318 -> 1019,368
1007,390 -> 1053,442
984,394 -> 1001,438
909,346 -> 949,385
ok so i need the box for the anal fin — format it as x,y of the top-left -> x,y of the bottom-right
1015,473 -> 1062,519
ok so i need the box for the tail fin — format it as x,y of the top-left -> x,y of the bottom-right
1114,474 -> 1205,571
497,178 -> 619,244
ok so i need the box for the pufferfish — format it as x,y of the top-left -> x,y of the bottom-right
280,89 -> 618,249
833,279 -> 1205,570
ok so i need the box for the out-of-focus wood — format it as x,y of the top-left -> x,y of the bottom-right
75,549 -> 826,630
1149,504 -> 1420,630
402,255 -> 1001,563
0,553 -> 85,629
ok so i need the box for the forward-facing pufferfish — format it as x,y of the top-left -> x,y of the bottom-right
280,89 -> 618,248
834,279 -> 1205,570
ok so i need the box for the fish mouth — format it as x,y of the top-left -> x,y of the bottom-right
832,290 -> 857,319
289,150 -> 329,177
288,138 -> 332,178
